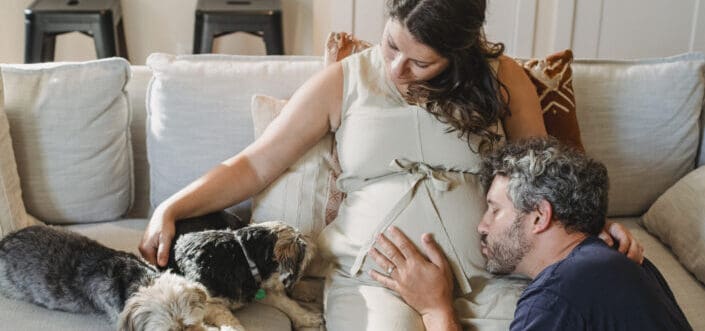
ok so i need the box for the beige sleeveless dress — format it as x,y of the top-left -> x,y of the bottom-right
318,46 -> 528,331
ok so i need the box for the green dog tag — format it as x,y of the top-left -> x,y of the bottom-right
255,289 -> 266,300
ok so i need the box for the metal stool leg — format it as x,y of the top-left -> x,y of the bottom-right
116,19 -> 129,59
24,13 -> 44,63
263,12 -> 284,55
92,12 -> 117,58
193,13 -> 217,54
193,12 -> 205,54
40,33 -> 57,62
195,22 -> 216,53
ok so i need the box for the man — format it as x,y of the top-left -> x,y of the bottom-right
369,137 -> 692,331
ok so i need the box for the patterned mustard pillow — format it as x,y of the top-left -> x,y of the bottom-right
322,32 -> 372,225
519,49 -> 584,152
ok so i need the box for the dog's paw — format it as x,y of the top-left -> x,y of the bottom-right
292,312 -> 323,328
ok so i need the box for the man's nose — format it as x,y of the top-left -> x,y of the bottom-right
478,213 -> 489,234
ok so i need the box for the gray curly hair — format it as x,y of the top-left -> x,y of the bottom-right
480,137 -> 609,236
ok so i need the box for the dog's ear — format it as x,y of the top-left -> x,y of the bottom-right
274,233 -> 313,289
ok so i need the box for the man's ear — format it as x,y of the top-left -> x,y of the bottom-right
531,199 -> 553,234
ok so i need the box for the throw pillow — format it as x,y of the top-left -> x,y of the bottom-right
1,58 -> 133,224
518,49 -> 585,152
324,32 -> 373,66
145,53 -> 322,212
322,32 -> 372,224
250,94 -> 334,277
250,94 -> 332,238
642,166 -> 705,285
572,53 -> 705,217
0,72 -> 40,237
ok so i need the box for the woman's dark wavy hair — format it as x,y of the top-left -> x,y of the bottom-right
388,0 -> 509,150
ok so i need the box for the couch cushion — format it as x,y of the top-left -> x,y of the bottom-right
1,59 -> 133,224
573,53 -> 705,217
1,218 -> 293,331
0,218 -> 294,330
250,95 -> 333,277
125,66 -> 153,219
700,108 -> 705,168
0,70 -> 39,237
250,95 -> 332,237
616,217 -> 705,330
145,53 -> 322,211
641,165 -> 705,285
0,289 -> 291,331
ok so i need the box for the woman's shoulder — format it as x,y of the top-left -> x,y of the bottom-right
494,55 -> 529,85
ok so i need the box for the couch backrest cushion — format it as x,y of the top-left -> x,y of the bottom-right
700,109 -> 705,167
0,70 -> 40,236
146,53 -> 322,210
125,65 -> 153,218
1,58 -> 133,224
573,53 -> 705,217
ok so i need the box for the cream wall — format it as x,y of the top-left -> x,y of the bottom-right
0,0 -> 316,64
3,0 -> 704,64
315,0 -> 705,60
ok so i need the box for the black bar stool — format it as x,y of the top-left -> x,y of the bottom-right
24,0 -> 128,63
193,0 -> 284,55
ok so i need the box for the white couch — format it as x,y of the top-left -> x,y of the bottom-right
1,52 -> 705,331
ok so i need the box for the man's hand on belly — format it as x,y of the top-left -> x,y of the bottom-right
369,226 -> 462,331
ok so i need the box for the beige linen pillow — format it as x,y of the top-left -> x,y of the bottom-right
0,72 -> 40,237
572,53 -> 705,217
250,95 -> 334,277
250,95 -> 332,238
642,166 -> 705,285
1,58 -> 133,224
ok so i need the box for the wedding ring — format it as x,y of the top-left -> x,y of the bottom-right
387,265 -> 396,274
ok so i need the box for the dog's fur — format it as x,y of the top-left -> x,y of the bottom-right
0,215 -> 322,330
167,220 -> 323,329
0,225 -> 218,331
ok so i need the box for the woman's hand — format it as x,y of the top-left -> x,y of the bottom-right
139,205 -> 176,267
369,226 -> 460,331
598,221 -> 644,264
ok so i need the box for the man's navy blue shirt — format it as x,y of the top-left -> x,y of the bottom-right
510,236 -> 692,331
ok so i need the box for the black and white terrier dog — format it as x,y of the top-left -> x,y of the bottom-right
165,217 -> 322,330
0,225 -> 218,331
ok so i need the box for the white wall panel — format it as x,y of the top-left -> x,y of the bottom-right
596,0 -> 696,58
354,0 -> 386,44
3,1 -> 703,64
486,0 -> 537,58
573,0 -> 604,58
691,0 -> 705,52
312,0 -> 354,55
485,0 -> 521,55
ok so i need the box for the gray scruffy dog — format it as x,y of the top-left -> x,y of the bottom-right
0,225 -> 217,331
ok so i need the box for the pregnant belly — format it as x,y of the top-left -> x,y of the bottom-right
318,172 -> 491,293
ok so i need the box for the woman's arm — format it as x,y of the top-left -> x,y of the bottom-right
496,55 -> 548,141
139,62 -> 345,266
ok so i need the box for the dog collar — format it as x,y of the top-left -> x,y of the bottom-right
235,234 -> 263,284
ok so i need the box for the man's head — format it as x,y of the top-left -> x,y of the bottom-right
477,137 -> 609,274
